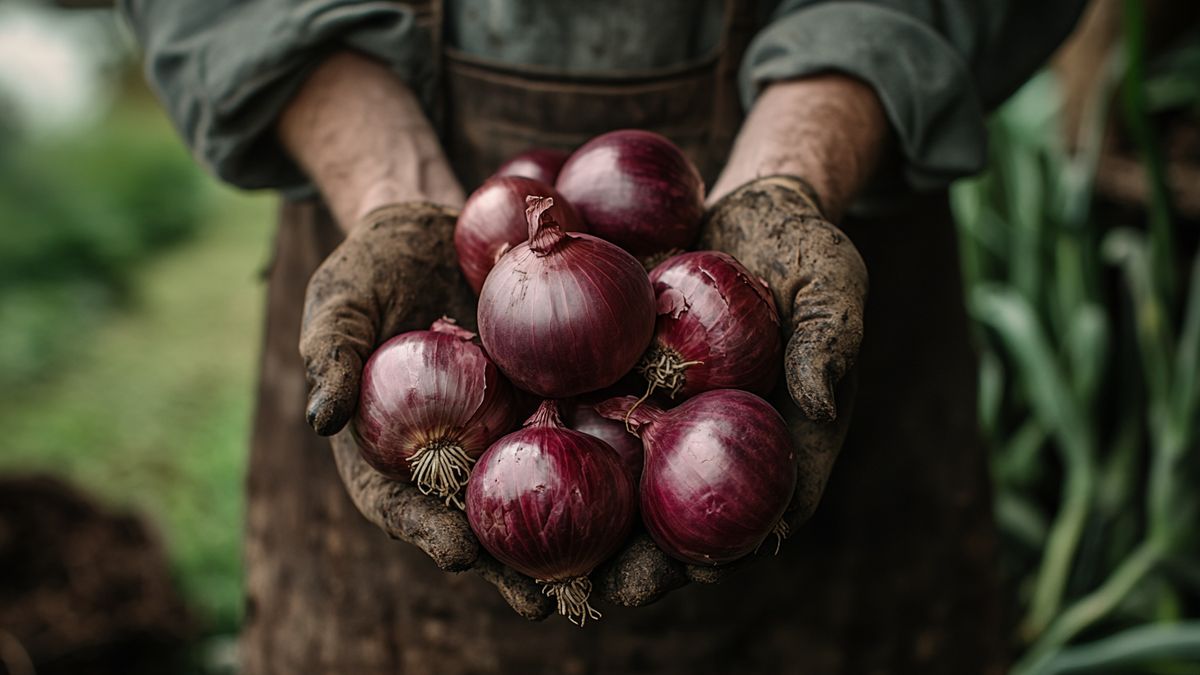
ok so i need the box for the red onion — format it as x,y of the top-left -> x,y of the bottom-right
477,196 -> 655,398
563,398 -> 644,482
493,148 -> 570,184
597,390 -> 796,566
638,251 -> 782,401
555,130 -> 704,258
466,400 -> 636,625
455,176 -> 585,295
353,318 -> 518,508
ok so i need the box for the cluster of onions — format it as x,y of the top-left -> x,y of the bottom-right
355,133 -> 800,625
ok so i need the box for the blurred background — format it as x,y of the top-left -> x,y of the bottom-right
0,0 -> 1197,673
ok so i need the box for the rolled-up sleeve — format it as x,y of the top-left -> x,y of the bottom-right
741,0 -> 1087,190
119,0 -> 433,191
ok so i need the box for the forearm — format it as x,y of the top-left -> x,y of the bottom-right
278,51 -> 463,231
710,75 -> 888,222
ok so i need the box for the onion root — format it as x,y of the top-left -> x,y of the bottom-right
771,519 -> 790,555
539,576 -> 602,627
625,344 -> 703,431
638,343 -> 703,398
408,439 -> 477,510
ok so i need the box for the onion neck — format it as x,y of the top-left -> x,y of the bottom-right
429,316 -> 476,341
525,195 -> 568,255
594,395 -> 663,436
525,399 -> 564,428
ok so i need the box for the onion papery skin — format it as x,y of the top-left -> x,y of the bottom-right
455,176 -> 584,295
563,398 -> 644,483
466,400 -> 636,624
477,197 -> 655,398
493,148 -> 570,185
641,251 -> 782,399
353,319 -> 518,507
555,130 -> 704,258
597,390 -> 796,566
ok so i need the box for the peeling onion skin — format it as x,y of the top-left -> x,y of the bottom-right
642,251 -> 782,399
455,176 -> 584,295
493,148 -> 570,185
597,390 -> 796,566
563,399 -> 644,483
352,319 -> 519,505
478,196 -> 656,398
556,129 -> 705,258
466,400 -> 636,623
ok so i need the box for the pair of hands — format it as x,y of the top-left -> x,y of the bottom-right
299,176 -> 868,620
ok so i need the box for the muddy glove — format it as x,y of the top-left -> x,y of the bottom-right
596,174 -> 867,602
300,202 -> 554,620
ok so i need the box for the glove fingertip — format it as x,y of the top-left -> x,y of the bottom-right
786,368 -> 837,423
305,392 -> 329,434
306,387 -> 355,436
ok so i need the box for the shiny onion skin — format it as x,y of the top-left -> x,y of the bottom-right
455,176 -> 585,295
353,318 -> 518,508
555,130 -> 704,258
597,390 -> 796,566
477,196 -> 655,398
493,148 -> 570,184
563,399 -> 644,482
466,400 -> 636,625
639,251 -> 782,400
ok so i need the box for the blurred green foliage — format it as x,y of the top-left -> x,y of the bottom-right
0,96 -> 210,387
952,7 -> 1200,673
0,85 -> 272,645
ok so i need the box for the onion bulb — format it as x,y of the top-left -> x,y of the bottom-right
493,148 -> 570,185
455,176 -> 584,295
466,400 -> 636,625
638,251 -> 782,401
555,129 -> 704,258
353,318 -> 518,508
597,390 -> 796,565
563,398 -> 644,482
477,196 -> 655,398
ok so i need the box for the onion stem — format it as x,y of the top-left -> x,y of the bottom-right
408,439 -> 476,510
539,576 -> 601,627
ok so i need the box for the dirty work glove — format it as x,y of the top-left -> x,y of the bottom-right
596,174 -> 867,602
300,202 -> 554,620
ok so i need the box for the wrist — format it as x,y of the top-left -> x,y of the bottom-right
710,74 -> 888,221
279,51 -> 464,233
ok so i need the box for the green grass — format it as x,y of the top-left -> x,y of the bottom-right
0,182 -> 273,634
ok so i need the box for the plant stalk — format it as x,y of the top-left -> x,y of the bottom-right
1015,540 -> 1162,675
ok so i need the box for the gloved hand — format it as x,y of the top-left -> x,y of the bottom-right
300,202 -> 554,620
595,174 -> 867,600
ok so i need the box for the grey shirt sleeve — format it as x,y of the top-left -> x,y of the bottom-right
741,0 -> 1088,190
119,0 -> 435,191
